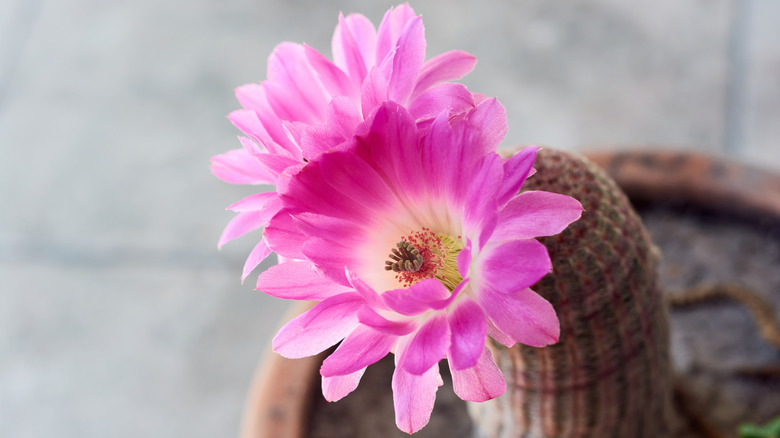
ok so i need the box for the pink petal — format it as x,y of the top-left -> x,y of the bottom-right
237,135 -> 266,157
220,195 -> 282,249
487,318 -> 515,348
332,13 -> 376,85
319,150 -> 399,215
382,278 -> 451,316
299,125 -> 346,159
447,299 -> 487,370
301,96 -> 361,158
449,347 -> 506,402
375,4 -> 417,64
210,149 -> 275,185
234,91 -> 295,157
250,153 -> 300,175
228,109 -> 268,141
302,237 -> 361,282
272,293 -> 363,358
358,102 -> 428,201
358,306 -> 417,336
388,16 -> 425,104
497,145 -> 538,206
478,239 -> 552,293
281,157 -> 373,222
218,211 -> 264,248
463,97 -> 508,154
303,43 -> 358,100
421,109 -> 488,205
322,368 -> 365,402
226,192 -> 277,212
264,210 -> 307,260
281,120 -> 306,150
408,82 -> 475,122
478,287 -> 560,347
324,95 -> 362,139
241,239 -> 272,283
265,43 -> 328,124
346,272 -> 385,309
392,362 -> 441,434
412,50 -> 477,100
493,190 -> 584,241
256,260 -> 353,300
320,325 -> 395,377
463,153 -> 503,239
360,67 -> 389,119
235,83 -> 267,111
457,239 -> 472,278
398,313 -> 449,375
292,213 -> 367,254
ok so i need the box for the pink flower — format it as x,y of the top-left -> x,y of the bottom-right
258,101 -> 583,433
211,4 -> 483,281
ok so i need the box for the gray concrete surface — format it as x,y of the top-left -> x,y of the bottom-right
0,0 -> 778,436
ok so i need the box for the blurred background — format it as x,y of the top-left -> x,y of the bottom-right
0,0 -> 778,436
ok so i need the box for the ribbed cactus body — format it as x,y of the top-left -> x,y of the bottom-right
471,149 -> 674,437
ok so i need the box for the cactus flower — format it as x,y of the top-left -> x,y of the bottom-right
257,101 -> 583,433
211,4 -> 482,281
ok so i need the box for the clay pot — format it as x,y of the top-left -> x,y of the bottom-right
239,150 -> 780,438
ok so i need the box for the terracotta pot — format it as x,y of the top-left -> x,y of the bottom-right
239,150 -> 780,438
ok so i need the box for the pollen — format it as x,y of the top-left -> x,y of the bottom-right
385,228 -> 464,291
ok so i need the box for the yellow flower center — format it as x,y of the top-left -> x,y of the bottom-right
384,228 -> 464,291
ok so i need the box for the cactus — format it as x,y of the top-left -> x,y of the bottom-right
470,148 -> 676,437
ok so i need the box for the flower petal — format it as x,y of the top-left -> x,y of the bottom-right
398,313 -> 449,375
332,12 -> 375,85
478,287 -> 560,347
478,239 -> 552,293
264,43 -> 328,124
210,149 -> 275,185
486,318 -> 515,348
388,16 -> 425,104
234,88 -> 295,157
447,298 -> 487,370
322,368 -> 365,402
383,278 -> 451,316
457,238 -> 472,278
493,190 -> 584,241
319,149 -> 399,214
358,306 -> 417,336
462,97 -> 508,154
449,347 -> 506,402
242,239 -> 272,283
463,153 -> 503,240
412,50 -> 477,100
256,261 -> 353,300
303,43 -> 358,100
376,4 -> 417,64
302,237 -> 362,283
360,67 -> 389,120
272,293 -> 363,358
264,210 -> 307,259
226,192 -> 277,212
497,145 -> 538,206
320,325 -> 396,377
280,156 -> 373,221
408,82 -> 475,123
392,362 -> 441,434
218,211 -> 264,248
